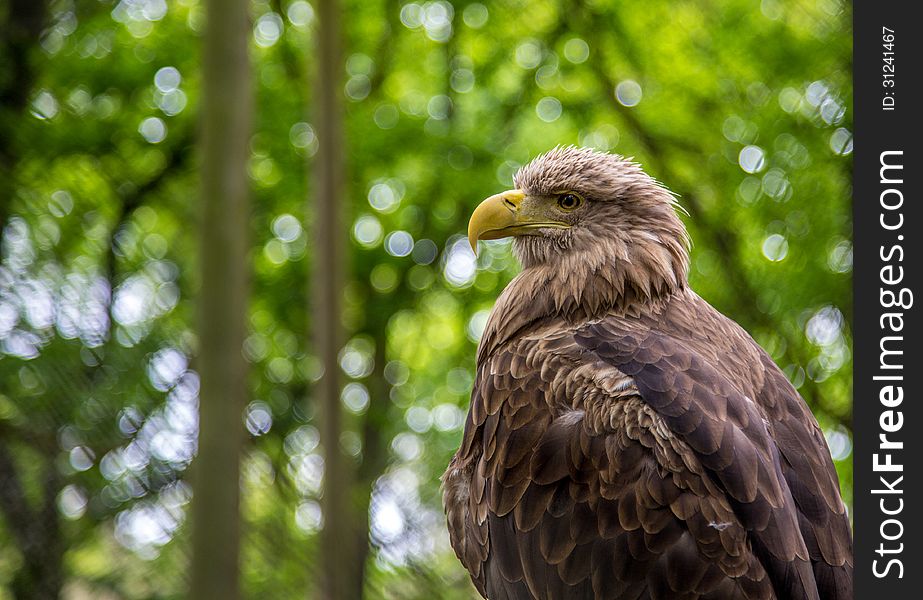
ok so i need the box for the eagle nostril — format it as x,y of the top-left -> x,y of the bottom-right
503,198 -> 517,210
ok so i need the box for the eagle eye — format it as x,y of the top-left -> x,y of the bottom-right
557,193 -> 582,211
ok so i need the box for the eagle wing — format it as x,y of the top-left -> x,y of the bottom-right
444,294 -> 852,600
577,308 -> 853,599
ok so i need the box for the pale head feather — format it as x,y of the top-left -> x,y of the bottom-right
479,146 -> 692,360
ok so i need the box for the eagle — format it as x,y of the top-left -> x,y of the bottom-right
442,147 -> 852,600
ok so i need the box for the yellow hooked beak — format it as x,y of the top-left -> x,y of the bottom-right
467,190 -> 570,254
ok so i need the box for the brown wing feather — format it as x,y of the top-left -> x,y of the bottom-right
574,293 -> 852,599
447,340 -> 766,598
444,291 -> 851,600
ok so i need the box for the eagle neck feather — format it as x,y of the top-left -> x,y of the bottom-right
478,238 -> 687,362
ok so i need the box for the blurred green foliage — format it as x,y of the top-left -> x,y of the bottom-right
0,0 -> 851,598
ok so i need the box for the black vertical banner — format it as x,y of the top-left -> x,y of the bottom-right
854,1 -> 921,597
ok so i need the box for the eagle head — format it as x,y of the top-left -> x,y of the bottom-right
468,146 -> 690,310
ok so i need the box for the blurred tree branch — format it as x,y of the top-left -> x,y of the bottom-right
365,0 -> 403,97
102,138 -> 194,298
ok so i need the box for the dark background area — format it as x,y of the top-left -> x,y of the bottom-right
853,2 -> 917,598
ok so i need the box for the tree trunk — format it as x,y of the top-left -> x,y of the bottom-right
0,0 -> 47,243
312,0 -> 356,597
0,6 -> 62,598
189,0 -> 252,597
0,443 -> 64,600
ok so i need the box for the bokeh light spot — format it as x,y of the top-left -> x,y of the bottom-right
154,66 -> 181,92
563,38 -> 589,63
738,145 -> 766,174
254,13 -> 284,48
287,1 -> 315,27
385,231 -> 414,257
761,233 -> 789,262
139,117 -> 167,143
353,215 -> 383,248
515,40 -> 543,69
829,128 -> 853,155
536,97 -> 562,122
615,80 -> 642,107
272,214 -> 302,242
463,3 -> 488,28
